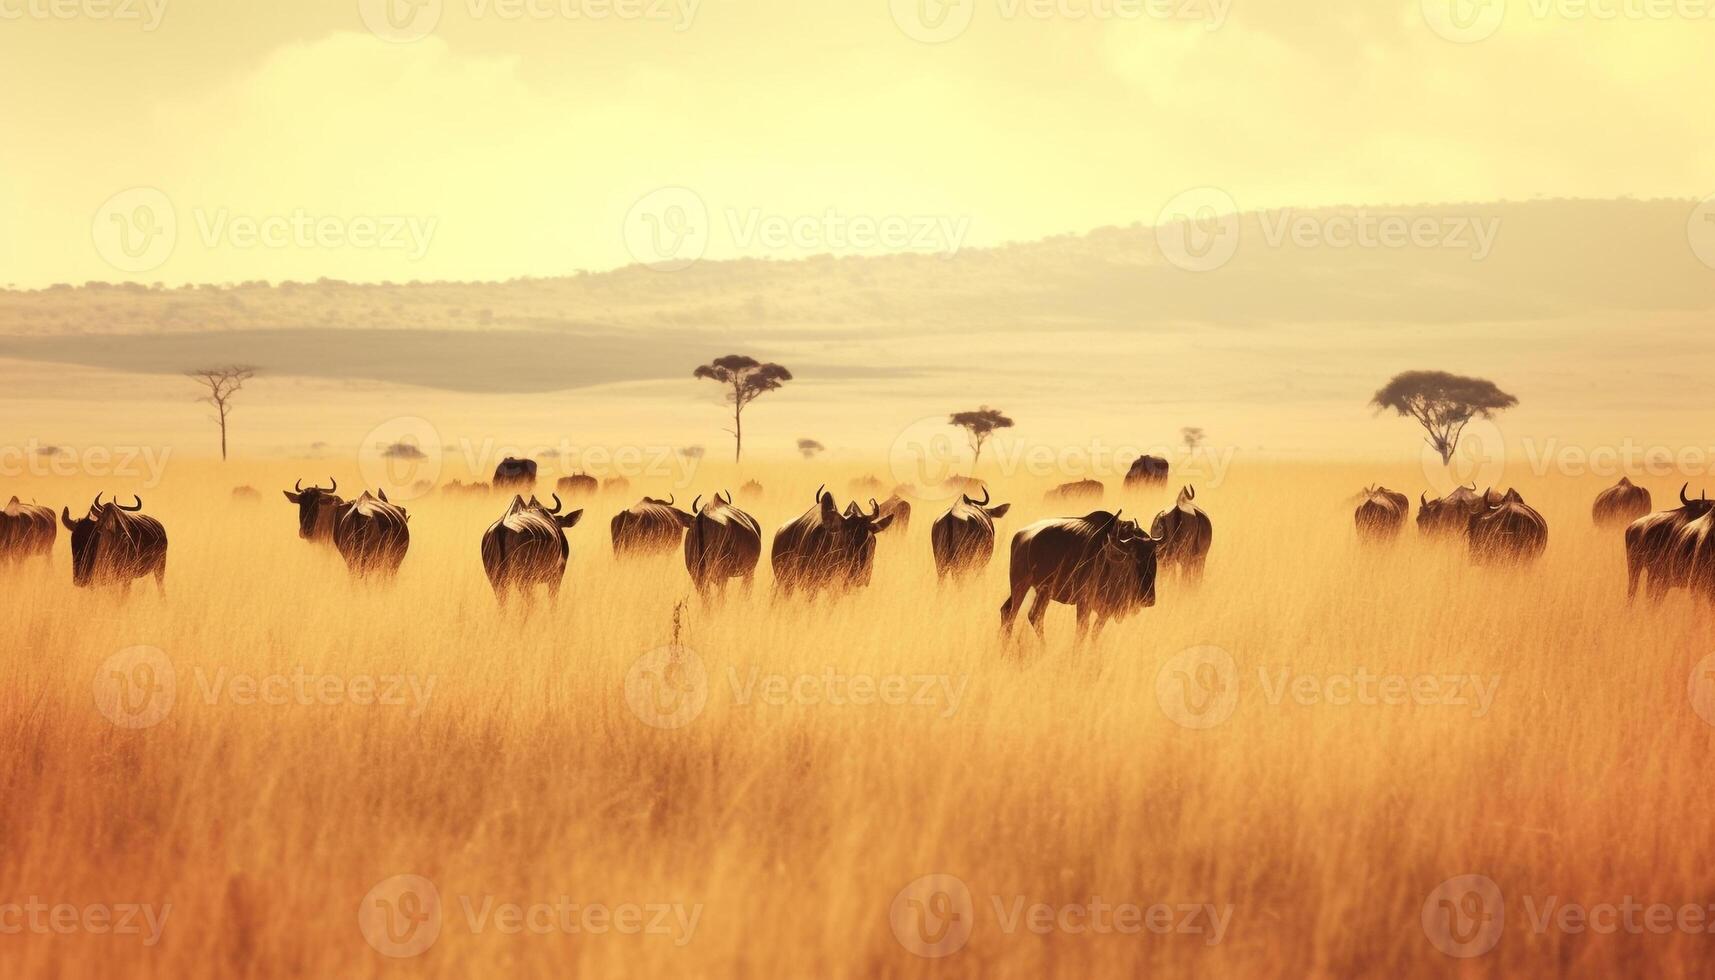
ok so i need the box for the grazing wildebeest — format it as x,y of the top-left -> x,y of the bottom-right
1593,477 -> 1652,529
1467,488 -> 1548,565
61,494 -> 167,592
684,492 -> 763,600
333,490 -> 410,577
930,486 -> 1011,579
1046,479 -> 1103,503
1150,485 -> 1212,580
493,457 -> 537,491
1625,484 -> 1715,601
603,476 -> 631,495
1417,484 -> 1487,537
771,487 -> 894,598
611,495 -> 694,556
282,477 -> 344,543
876,494 -> 912,534
1354,486 -> 1409,540
999,509 -> 1161,642
557,472 -> 598,498
739,479 -> 765,500
1124,454 -> 1170,487
480,493 -> 583,607
231,485 -> 261,503
850,475 -> 885,496
0,497 -> 55,564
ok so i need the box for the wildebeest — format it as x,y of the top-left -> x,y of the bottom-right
1354,485 -> 1409,540
850,475 -> 885,495
1046,479 -> 1103,503
999,509 -> 1161,642
1150,485 -> 1212,580
557,472 -> 598,498
876,493 -> 912,534
603,476 -> 631,494
480,493 -> 583,606
0,496 -> 55,563
1625,484 -> 1714,601
231,485 -> 261,503
441,480 -> 491,496
1467,488 -> 1548,565
1124,454 -> 1170,487
282,477 -> 344,543
1417,484 -> 1488,537
739,479 -> 765,499
929,486 -> 1011,579
333,490 -> 410,577
771,487 -> 894,597
61,494 -> 167,592
1593,477 -> 1652,529
493,457 -> 537,491
684,491 -> 763,600
611,495 -> 694,556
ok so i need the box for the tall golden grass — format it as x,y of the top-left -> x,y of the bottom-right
3,459 -> 1712,977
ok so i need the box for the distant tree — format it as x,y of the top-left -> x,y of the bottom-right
692,355 -> 793,463
680,446 -> 706,461
1371,370 -> 1517,464
949,407 -> 1014,468
797,438 -> 825,459
1182,427 -> 1206,452
187,365 -> 256,461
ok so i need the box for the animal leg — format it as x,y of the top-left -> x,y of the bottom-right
1027,593 -> 1051,641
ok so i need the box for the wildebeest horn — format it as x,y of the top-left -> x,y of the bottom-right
61,506 -> 76,531
1421,491 -> 1428,506
1682,483 -> 1690,506
547,493 -> 562,513
294,478 -> 304,492
815,484 -> 826,503
976,484 -> 990,506
869,497 -> 880,518
119,495 -> 142,511
721,490 -> 732,504
692,494 -> 703,514
327,476 -> 337,493
92,492 -> 103,511
664,493 -> 675,506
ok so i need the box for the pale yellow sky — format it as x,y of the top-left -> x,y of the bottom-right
1,0 -> 1711,287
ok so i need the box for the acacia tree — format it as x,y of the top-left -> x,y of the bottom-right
187,365 -> 257,461
692,355 -> 793,463
949,406 -> 1014,468
797,438 -> 825,460
1182,426 -> 1206,451
1371,370 -> 1517,464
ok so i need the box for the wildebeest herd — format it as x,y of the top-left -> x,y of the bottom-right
1,474 -> 1707,638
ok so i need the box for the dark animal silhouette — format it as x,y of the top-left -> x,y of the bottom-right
333,490 -> 410,577
61,494 -> 167,592
875,493 -> 912,535
1354,485 -> 1409,540
1046,479 -> 1103,503
1625,484 -> 1714,601
1467,488 -> 1548,565
440,480 -> 491,496
556,472 -> 598,498
282,477 -> 344,543
611,495 -> 694,556
684,492 -> 762,600
1124,455 -> 1170,487
771,486 -> 894,597
230,486 -> 261,503
1593,477 -> 1651,529
1150,485 -> 1212,580
930,486 -> 1011,579
480,493 -> 583,607
999,510 -> 1161,642
0,497 -> 56,563
1418,484 -> 1489,537
493,457 -> 537,491
739,479 -> 764,499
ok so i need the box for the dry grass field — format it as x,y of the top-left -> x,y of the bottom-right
4,459 -> 1713,977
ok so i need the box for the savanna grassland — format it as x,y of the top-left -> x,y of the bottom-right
3,459 -> 1713,978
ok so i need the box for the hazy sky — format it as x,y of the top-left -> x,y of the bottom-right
2,0 -> 1711,286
